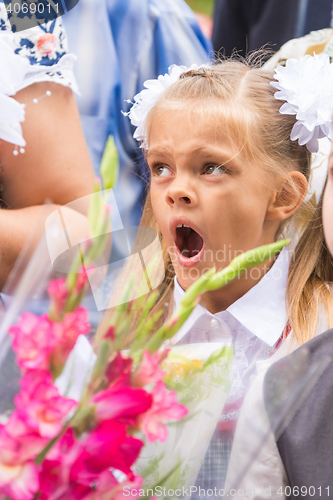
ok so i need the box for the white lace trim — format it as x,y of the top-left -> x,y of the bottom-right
15,53 -> 79,95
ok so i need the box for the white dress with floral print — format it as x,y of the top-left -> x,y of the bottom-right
0,1 -> 78,94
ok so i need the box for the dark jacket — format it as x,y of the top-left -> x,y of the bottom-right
212,0 -> 333,59
263,328 -> 333,498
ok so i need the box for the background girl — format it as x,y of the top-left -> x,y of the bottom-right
0,7 -> 95,289
225,129 -> 333,500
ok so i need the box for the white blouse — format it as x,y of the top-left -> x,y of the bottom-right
170,247 -> 291,406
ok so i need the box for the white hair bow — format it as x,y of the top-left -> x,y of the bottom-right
272,53 -> 333,153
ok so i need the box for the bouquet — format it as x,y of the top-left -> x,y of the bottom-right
0,137 -> 289,499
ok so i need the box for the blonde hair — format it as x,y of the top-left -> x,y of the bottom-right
287,188 -> 333,344
100,58 -> 333,345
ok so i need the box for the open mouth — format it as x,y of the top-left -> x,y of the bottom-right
175,224 -> 204,259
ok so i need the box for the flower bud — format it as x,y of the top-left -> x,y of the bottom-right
207,240 -> 290,291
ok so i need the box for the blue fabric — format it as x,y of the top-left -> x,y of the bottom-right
63,0 -> 212,236
194,430 -> 232,494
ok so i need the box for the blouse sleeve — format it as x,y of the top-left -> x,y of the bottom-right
0,2 -> 79,95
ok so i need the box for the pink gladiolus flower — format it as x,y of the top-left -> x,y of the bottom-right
0,460 -> 39,500
47,278 -> 69,320
14,371 -> 77,438
138,381 -> 188,443
37,425 -> 144,500
105,325 -> 115,341
51,307 -> 90,370
39,428 -> 82,499
1,415 -> 49,464
91,383 -> 152,425
9,313 -> 56,372
71,420 -> 143,480
132,350 -> 169,388
0,418 -> 48,466
106,352 -> 132,386
0,423 -> 42,499
74,265 -> 95,295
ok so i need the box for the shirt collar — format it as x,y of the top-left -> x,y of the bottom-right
172,247 -> 290,347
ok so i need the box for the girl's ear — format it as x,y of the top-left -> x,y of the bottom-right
265,171 -> 308,221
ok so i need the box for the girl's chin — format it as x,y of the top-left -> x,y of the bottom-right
173,264 -> 213,290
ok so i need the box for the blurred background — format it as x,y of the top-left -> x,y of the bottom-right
186,0 -> 215,38
186,0 -> 215,16
185,0 -> 333,59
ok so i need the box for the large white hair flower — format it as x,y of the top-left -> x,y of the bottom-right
271,53 -> 333,153
126,63 -> 210,147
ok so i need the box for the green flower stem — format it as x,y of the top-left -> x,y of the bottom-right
145,298 -> 201,353
64,287 -> 87,314
89,339 -> 112,389
80,339 -> 112,406
84,216 -> 111,265
88,180 -> 104,238
94,205 -> 111,242
66,250 -> 84,292
35,403 -> 96,467
113,315 -> 135,351
100,136 -> 119,192
130,307 -> 163,353
35,425 -> 68,465
179,267 -> 216,308
145,239 -> 289,352
61,177 -> 112,318
207,239 -> 290,291
68,405 -> 95,436
144,267 -> 215,352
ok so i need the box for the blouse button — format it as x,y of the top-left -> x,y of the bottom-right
210,318 -> 219,329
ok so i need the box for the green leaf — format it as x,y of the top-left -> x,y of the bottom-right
87,179 -> 105,238
180,266 -> 215,308
140,461 -> 182,499
100,136 -> 119,190
89,339 -> 111,386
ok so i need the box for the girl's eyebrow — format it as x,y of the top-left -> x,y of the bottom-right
192,147 -> 233,159
148,145 -> 236,158
190,146 -> 241,166
147,147 -> 170,159
147,145 -> 242,168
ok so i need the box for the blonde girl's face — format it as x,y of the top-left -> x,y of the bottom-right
323,143 -> 333,256
147,106 -> 281,291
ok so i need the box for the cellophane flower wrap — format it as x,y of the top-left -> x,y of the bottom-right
0,137 -> 290,499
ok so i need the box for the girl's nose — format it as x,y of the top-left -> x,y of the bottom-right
165,182 -> 197,207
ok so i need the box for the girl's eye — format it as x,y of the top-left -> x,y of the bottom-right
152,165 -> 172,177
203,165 -> 226,175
